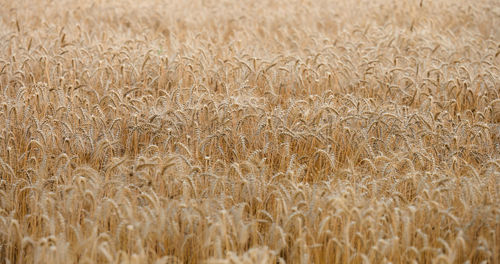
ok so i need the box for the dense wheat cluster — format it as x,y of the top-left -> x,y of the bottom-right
1,0 -> 499,263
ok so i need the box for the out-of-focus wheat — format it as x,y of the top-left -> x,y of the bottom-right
0,0 -> 499,263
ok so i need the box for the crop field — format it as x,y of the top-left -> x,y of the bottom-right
0,0 -> 499,263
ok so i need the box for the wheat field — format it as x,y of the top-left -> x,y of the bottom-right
0,0 -> 499,263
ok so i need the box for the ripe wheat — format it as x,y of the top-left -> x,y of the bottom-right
0,0 -> 499,263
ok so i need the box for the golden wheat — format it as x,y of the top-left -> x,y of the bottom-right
0,0 -> 499,263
